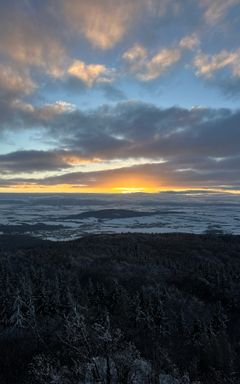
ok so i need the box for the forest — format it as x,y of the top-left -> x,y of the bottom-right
0,233 -> 240,383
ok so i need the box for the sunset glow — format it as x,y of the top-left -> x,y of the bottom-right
0,1 -> 240,193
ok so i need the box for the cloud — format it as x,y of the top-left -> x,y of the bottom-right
194,49 -> 240,78
0,0 -> 236,107
2,99 -> 240,166
67,60 -> 114,86
122,44 -> 148,63
42,156 -> 240,190
0,100 -> 238,156
179,33 -> 200,50
201,0 -> 239,24
1,155 -> 240,191
1,100 -> 240,190
0,64 -> 36,98
141,48 -> 181,81
0,1 -> 239,191
123,44 -> 181,80
60,0 -> 148,50
0,1 -> 66,77
0,99 -> 77,135
0,150 -> 72,174
123,33 -> 200,81
0,147 -> 98,175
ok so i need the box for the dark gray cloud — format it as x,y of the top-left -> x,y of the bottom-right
1,100 -> 240,165
1,100 -> 240,188
0,150 -> 71,174
37,102 -> 240,161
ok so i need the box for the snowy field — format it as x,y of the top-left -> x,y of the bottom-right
0,192 -> 240,241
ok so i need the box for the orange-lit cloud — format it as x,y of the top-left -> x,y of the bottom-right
194,49 -> 240,78
0,65 -> 36,96
1,157 -> 240,194
68,60 -> 113,86
61,0 -> 146,50
123,45 -> 181,80
0,3 -> 66,77
123,33 -> 200,81
179,34 -> 200,50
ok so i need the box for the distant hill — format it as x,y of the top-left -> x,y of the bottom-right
65,208 -> 182,220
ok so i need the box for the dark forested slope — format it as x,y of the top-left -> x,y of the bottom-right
0,233 -> 240,383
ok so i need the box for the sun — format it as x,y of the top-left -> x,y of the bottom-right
113,187 -> 148,194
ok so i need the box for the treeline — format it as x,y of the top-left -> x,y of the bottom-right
0,233 -> 240,383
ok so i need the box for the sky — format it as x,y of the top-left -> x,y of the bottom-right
0,0 -> 240,193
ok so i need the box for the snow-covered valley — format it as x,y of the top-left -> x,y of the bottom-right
0,192 -> 240,241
